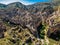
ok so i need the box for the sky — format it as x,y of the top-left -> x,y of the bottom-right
0,0 -> 52,5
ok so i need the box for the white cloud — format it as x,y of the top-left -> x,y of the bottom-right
0,0 -> 34,5
19,0 -> 34,5
0,0 -> 19,4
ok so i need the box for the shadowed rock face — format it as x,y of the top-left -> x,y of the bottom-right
0,2 -> 54,38
47,24 -> 60,41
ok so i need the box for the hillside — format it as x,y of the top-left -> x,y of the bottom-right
0,2 -> 60,45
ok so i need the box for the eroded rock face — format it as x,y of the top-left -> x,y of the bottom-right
47,24 -> 60,41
